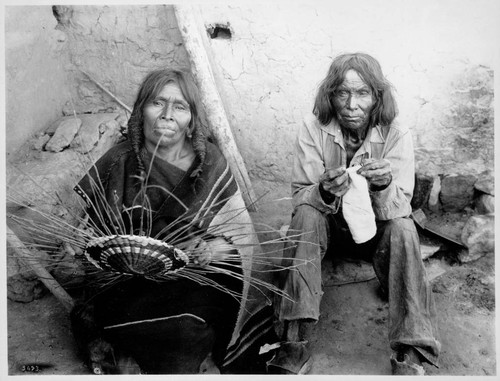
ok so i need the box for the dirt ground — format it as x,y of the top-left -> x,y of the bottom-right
5,197 -> 496,377
6,254 -> 496,377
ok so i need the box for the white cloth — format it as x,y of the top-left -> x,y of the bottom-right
342,165 -> 376,244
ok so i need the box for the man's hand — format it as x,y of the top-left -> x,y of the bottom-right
319,166 -> 350,198
357,158 -> 392,190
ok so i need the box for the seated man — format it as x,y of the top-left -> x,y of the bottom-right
270,52 -> 440,375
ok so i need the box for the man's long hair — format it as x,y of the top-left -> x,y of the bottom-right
313,52 -> 398,128
127,69 -> 207,179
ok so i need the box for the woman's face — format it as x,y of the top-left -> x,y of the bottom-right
143,82 -> 192,152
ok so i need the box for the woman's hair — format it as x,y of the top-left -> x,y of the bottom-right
313,52 -> 397,127
127,69 -> 207,179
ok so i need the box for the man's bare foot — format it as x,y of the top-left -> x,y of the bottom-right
391,346 -> 425,375
398,346 -> 422,366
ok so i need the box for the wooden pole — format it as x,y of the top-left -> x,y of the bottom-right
173,5 -> 258,212
7,226 -> 75,312
80,69 -> 132,114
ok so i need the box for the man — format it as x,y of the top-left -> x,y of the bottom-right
269,53 -> 440,375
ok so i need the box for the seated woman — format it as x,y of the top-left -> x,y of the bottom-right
70,69 -> 274,374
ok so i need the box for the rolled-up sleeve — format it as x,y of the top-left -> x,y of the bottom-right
370,127 -> 415,220
291,119 -> 340,214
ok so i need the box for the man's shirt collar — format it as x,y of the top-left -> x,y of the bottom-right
318,118 -> 387,146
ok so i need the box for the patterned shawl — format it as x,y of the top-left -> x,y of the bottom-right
75,139 -> 274,370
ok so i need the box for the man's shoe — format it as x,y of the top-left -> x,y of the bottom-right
266,341 -> 313,375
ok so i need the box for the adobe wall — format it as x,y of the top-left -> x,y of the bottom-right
5,5 -> 189,156
5,6 -> 73,156
5,2 -> 497,206
196,0 -> 496,183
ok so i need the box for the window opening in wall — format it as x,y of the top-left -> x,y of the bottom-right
206,23 -> 232,39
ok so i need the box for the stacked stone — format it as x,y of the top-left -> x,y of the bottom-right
461,170 -> 495,262
7,111 -> 126,302
39,111 -> 127,153
412,171 -> 494,264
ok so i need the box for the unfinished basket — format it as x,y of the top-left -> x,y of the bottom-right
85,235 -> 190,277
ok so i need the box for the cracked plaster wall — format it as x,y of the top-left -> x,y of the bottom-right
56,5 -> 189,114
6,2 -> 497,201
5,5 -> 189,157
5,6 -> 73,157
198,0 -> 497,186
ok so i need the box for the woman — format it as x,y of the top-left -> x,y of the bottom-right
71,69 -> 275,374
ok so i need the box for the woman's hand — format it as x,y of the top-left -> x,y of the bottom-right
187,237 -> 232,267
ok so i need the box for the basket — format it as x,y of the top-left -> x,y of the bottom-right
85,235 -> 190,277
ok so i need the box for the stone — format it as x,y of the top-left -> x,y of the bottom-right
440,174 -> 477,212
428,176 -> 441,213
99,119 -> 120,134
475,194 -> 495,214
411,173 -> 433,210
115,112 -> 129,134
7,274 -> 45,303
96,119 -> 124,155
424,258 -> 449,282
420,242 -> 441,260
8,109 -> 134,304
71,121 -> 100,154
32,134 -> 51,151
7,239 -> 50,302
62,101 -> 77,117
7,118 -> 123,234
7,149 -> 85,213
474,169 -> 494,196
45,117 -> 82,152
70,113 -> 119,154
460,214 -> 495,262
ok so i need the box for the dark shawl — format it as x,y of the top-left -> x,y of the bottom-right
74,140 -> 275,373
75,140 -> 237,240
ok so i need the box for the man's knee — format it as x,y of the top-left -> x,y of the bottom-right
381,217 -> 417,238
283,204 -> 330,262
291,205 -> 327,229
373,217 -> 423,289
376,217 -> 421,264
376,217 -> 419,256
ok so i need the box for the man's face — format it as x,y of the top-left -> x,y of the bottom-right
333,69 -> 375,131
143,82 -> 192,152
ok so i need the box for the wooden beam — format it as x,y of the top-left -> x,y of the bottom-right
7,226 -> 74,313
173,5 -> 258,212
80,69 -> 132,114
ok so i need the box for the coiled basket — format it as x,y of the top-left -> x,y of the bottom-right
85,235 -> 190,277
